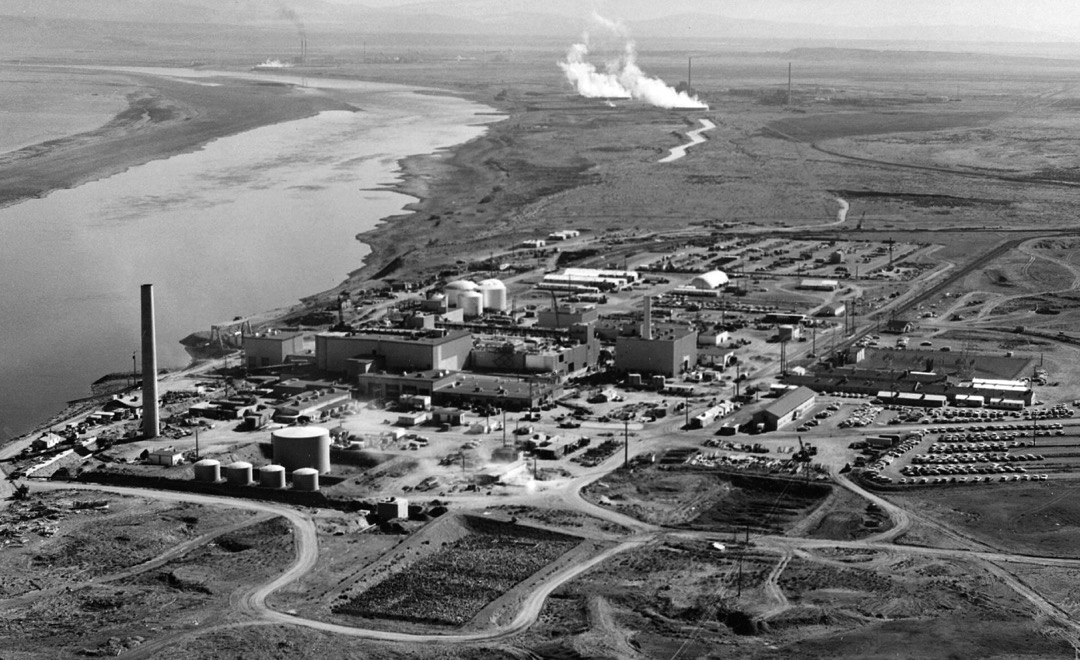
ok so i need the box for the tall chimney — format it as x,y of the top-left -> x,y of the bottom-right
643,295 -> 653,341
141,284 -> 159,439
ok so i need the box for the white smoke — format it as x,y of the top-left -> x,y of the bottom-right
558,14 -> 708,110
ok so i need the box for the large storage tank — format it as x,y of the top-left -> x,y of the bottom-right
292,467 -> 320,492
259,464 -> 287,489
460,290 -> 484,317
478,279 -> 508,312
226,461 -> 253,486
444,280 -> 478,308
193,459 -> 221,483
271,426 -> 331,474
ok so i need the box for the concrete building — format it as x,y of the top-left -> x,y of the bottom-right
316,330 -> 473,375
536,305 -> 599,329
356,370 -> 558,410
147,447 -> 183,466
548,229 -> 581,241
469,335 -> 599,377
758,386 -> 816,431
377,497 -> 409,521
244,331 -> 305,369
615,327 -> 698,377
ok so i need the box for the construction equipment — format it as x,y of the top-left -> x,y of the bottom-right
793,436 -> 813,483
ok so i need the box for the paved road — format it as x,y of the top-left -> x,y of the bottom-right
14,432 -> 1080,653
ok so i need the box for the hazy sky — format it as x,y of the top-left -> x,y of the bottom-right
338,0 -> 1080,38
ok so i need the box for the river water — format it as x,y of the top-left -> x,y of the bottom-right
0,69 -> 500,441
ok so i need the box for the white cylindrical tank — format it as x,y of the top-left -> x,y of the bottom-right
226,461 -> 253,485
271,426 -> 332,474
444,280 -> 478,308
193,459 -> 221,483
292,467 -> 320,492
460,290 -> 484,317
478,279 -> 507,312
259,464 -> 287,489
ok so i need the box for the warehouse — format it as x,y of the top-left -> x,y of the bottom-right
757,387 -> 816,431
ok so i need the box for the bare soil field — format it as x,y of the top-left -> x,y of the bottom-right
0,491 -> 293,658
887,483 -> 1080,557
583,466 -> 831,534
331,515 -> 581,627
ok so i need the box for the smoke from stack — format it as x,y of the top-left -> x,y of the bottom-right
278,6 -> 307,63
558,13 -> 708,110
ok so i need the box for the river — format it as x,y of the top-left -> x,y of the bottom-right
0,68 -> 501,442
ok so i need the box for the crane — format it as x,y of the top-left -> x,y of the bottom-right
793,435 -> 814,484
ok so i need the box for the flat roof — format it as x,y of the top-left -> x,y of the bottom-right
320,330 -> 471,346
763,386 -> 816,417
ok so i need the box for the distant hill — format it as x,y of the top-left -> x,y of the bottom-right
0,0 -> 1072,44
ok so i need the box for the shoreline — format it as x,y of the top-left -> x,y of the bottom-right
2,68 -> 507,444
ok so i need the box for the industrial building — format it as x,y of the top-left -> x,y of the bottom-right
615,328 -> 698,377
757,387 -> 816,431
689,270 -> 729,289
355,369 -> 559,410
548,229 -> 581,241
469,334 -> 599,377
244,331 -> 306,369
316,330 -> 473,375
614,296 -> 697,377
798,279 -> 839,291
273,388 -> 352,424
536,305 -> 599,329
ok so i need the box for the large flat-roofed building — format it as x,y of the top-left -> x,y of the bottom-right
316,330 -> 472,376
758,386 -> 816,431
356,369 -> 558,410
536,305 -> 599,329
244,332 -> 306,369
615,326 -> 698,377
469,335 -> 599,377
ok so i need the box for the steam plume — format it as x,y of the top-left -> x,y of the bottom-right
558,14 -> 708,110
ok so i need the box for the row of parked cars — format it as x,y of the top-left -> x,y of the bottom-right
901,474 -> 1048,485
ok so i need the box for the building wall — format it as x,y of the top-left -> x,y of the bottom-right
614,333 -> 698,377
316,332 -> 471,373
245,334 -> 305,368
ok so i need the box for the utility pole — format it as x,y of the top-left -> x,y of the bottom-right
194,424 -> 200,460
685,393 -> 690,429
131,351 -> 137,388
623,417 -> 630,468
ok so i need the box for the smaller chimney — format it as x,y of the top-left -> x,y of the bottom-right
643,295 -> 653,341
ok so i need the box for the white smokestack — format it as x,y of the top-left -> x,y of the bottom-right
558,14 -> 708,110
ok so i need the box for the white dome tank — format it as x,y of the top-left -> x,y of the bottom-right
444,280 -> 478,308
478,279 -> 507,312
292,467 -> 320,492
271,426 -> 332,474
259,464 -> 287,489
193,459 -> 221,483
226,461 -> 253,485
460,290 -> 484,317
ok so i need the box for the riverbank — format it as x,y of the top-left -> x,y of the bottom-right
0,67 -> 504,443
0,66 -> 357,210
